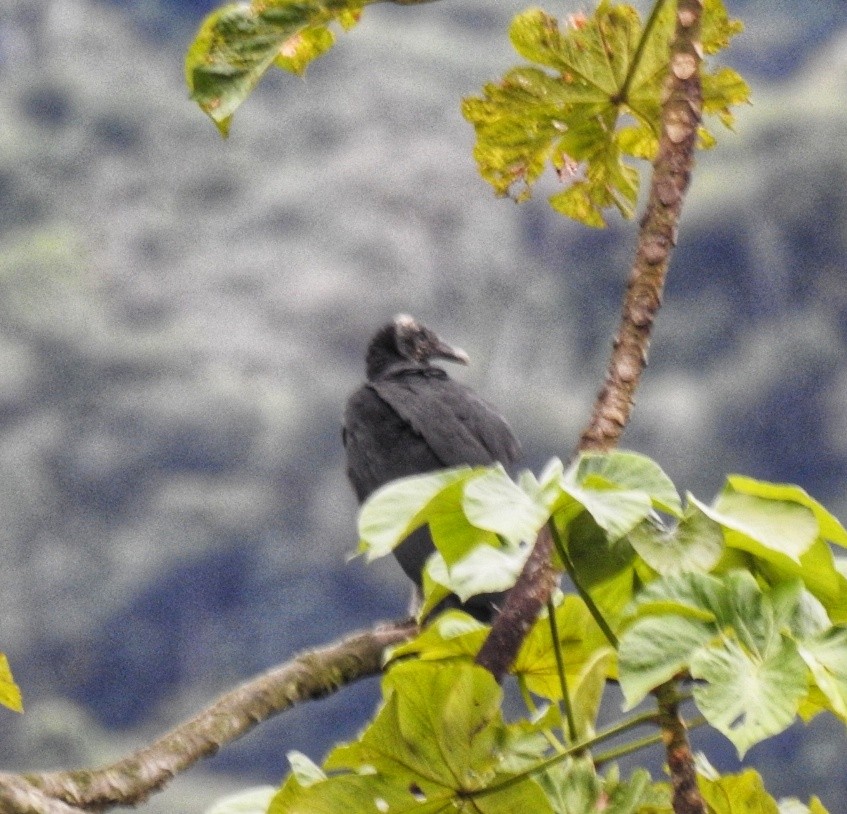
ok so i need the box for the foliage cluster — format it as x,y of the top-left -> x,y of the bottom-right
268,450 -> 847,813
185,0 -> 749,224
183,2 -> 840,813
2,1 -> 837,814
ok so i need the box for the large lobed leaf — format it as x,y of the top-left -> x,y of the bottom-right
618,571 -> 847,756
269,661 -> 553,814
463,0 -> 749,226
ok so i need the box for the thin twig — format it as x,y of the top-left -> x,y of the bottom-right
546,598 -> 577,743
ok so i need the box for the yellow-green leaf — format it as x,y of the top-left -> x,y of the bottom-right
0,654 -> 22,713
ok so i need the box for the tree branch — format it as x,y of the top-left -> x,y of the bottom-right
478,0 -> 704,692
580,0 -> 702,452
0,620 -> 415,813
655,682 -> 705,814
484,3 -> 706,811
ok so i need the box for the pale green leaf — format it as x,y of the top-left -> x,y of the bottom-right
627,493 -> 724,575
709,484 -> 819,563
691,635 -> 807,757
286,752 -> 326,786
568,451 -> 682,516
561,482 -> 651,542
463,465 -> 550,545
356,467 -> 474,559
727,475 -> 847,547
797,627 -> 847,721
425,541 -> 530,601
618,614 -> 715,708
204,787 -> 277,814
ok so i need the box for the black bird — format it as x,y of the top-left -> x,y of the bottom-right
343,314 -> 521,620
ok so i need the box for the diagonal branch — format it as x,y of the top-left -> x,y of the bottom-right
580,0 -> 702,453
478,3 -> 706,812
477,0 -> 704,680
0,620 -> 415,813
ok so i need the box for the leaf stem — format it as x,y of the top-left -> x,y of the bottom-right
618,0 -> 671,104
469,708 -> 659,799
546,599 -> 578,743
594,714 -> 706,767
548,521 -> 619,648
517,675 -> 566,752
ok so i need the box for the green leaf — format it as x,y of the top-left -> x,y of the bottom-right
563,510 -> 638,587
186,0 -> 369,135
702,67 -> 751,129
513,596 -> 612,709
747,539 -> 843,615
697,768 -> 779,814
0,654 -> 22,713
356,467 -> 475,560
702,0 -> 745,56
302,661 -> 555,814
604,768 -> 654,814
549,183 -> 607,228
274,26 -> 336,76
388,610 -> 488,663
534,757 -> 601,814
508,6 -> 639,92
627,494 -> 724,575
463,465 -> 551,545
797,627 -> 847,721
618,570 -> 823,753
709,482 -> 820,564
691,634 -> 807,757
464,1 -> 748,224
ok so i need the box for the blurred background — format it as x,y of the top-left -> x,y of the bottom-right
0,0 -> 845,810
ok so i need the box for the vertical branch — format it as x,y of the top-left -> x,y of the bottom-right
655,683 -> 705,814
581,0 -> 703,451
478,0 -> 705,750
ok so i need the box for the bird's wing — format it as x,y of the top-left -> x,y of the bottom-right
370,373 -> 521,469
343,384 -> 445,501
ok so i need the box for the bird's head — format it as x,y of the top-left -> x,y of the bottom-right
366,315 -> 469,380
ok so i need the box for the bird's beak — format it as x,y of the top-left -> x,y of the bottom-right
432,340 -> 470,366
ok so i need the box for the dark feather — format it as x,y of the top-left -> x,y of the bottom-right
343,316 -> 521,620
